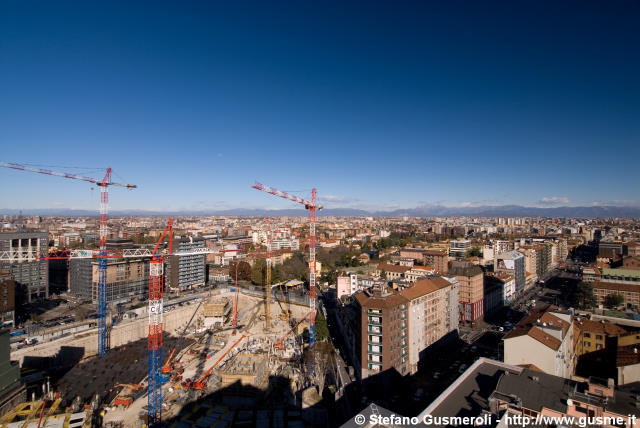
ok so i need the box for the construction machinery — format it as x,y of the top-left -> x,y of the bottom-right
192,334 -> 246,390
252,182 -> 322,352
275,316 -> 308,350
161,348 -> 176,374
0,162 -> 136,356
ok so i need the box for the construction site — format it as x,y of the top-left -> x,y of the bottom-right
2,288 -> 325,428
0,166 -> 334,427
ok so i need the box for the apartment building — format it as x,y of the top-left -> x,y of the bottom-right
399,276 -> 459,374
489,370 -> 634,427
574,318 -> 637,356
591,281 -> 640,310
503,305 -> 575,378
416,359 -> 639,428
404,265 -> 436,283
0,231 -> 49,302
623,256 -> 640,270
69,258 -> 149,304
423,250 -> 448,273
517,245 -> 541,283
271,237 -> 300,251
337,274 -> 381,300
354,286 -> 409,378
449,261 -> 484,326
483,272 -> 514,316
495,250 -> 526,294
398,248 -> 448,273
374,263 -> 410,280
167,237 -> 206,290
449,239 -> 471,259
625,241 -> 640,257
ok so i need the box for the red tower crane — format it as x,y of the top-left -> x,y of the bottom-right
251,182 -> 322,350
0,162 -> 136,356
147,218 -> 173,427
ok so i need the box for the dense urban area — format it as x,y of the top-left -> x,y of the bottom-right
1,213 -> 640,427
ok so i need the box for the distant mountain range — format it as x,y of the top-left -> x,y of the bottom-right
1,205 -> 640,218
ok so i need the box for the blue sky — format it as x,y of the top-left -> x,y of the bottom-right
1,1 -> 639,212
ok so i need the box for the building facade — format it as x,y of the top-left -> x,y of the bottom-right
495,250 -> 526,294
449,239 -> 471,259
0,231 -> 49,302
503,305 -> 575,378
0,274 -> 15,327
354,286 -> 409,378
400,277 -> 459,374
69,258 -> 149,304
167,237 -> 206,290
449,261 -> 484,326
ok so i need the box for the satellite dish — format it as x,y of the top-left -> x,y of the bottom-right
567,399 -> 573,406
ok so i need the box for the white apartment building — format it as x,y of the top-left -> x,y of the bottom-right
504,306 -> 575,379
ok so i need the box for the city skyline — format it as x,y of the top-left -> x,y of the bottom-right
1,1 -> 639,211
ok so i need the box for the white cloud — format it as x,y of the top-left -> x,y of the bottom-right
589,200 -> 639,207
539,196 -> 570,206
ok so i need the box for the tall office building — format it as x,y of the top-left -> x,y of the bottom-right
0,231 -> 49,302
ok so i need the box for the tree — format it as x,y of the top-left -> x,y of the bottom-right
604,293 -> 625,309
315,312 -> 329,341
380,270 -> 387,279
574,281 -> 597,309
251,259 -> 267,286
467,247 -> 483,258
228,261 -> 252,281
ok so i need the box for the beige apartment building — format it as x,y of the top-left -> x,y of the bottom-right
374,263 -> 410,280
449,261 -> 484,326
399,277 -> 459,374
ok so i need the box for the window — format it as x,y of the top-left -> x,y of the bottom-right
584,333 -> 591,338
596,335 -> 603,341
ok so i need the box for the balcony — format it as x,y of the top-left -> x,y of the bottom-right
368,336 -> 382,344
368,346 -> 382,355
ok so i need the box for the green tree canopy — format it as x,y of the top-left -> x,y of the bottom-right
315,312 -> 329,341
574,281 -> 597,309
228,260 -> 252,281
604,293 -> 625,308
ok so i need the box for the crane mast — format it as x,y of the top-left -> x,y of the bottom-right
251,182 -> 322,351
264,219 -> 272,332
147,218 -> 172,427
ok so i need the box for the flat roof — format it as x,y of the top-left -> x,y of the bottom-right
420,358 -> 522,421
